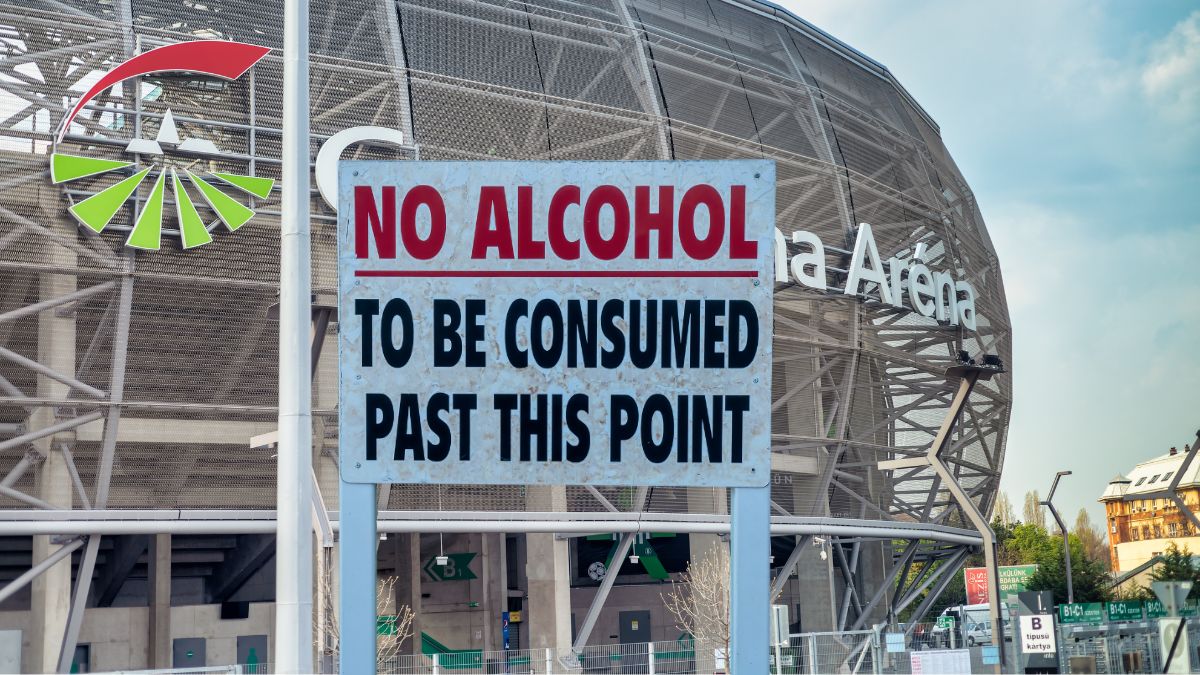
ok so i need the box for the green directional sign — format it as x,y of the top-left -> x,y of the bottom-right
936,615 -> 955,630
423,552 -> 477,582
1107,601 -> 1144,622
1147,600 -> 1167,618
1059,602 -> 1104,624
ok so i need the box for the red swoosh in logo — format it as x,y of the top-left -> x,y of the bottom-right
57,40 -> 270,143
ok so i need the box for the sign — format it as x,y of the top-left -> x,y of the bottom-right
982,645 -> 1000,665
1019,614 -> 1057,654
1148,600 -> 1168,618
51,41 -> 274,250
377,615 -> 399,635
965,564 -> 1038,604
769,605 -> 789,647
338,160 -> 775,486
422,553 -> 477,581
773,224 -> 979,331
1059,602 -> 1105,624
909,650 -> 970,674
885,633 -> 906,653
936,615 -> 954,630
1107,600 -> 1144,622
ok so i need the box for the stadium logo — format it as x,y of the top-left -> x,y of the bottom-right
50,41 -> 272,250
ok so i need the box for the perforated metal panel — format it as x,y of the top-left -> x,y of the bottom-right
0,0 -> 1010,531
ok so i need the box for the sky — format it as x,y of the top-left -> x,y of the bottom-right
776,0 -> 1200,528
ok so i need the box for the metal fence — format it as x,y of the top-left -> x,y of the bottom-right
110,618 -> 1200,674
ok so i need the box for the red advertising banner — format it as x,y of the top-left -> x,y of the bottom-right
965,567 -> 989,605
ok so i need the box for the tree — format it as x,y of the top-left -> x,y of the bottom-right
1026,534 -> 1111,603
1073,509 -> 1110,571
662,545 -> 730,671
1023,491 -> 1046,530
1147,542 -> 1200,599
318,570 -> 414,670
994,493 -> 1016,527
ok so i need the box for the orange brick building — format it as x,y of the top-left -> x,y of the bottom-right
1100,445 -> 1200,576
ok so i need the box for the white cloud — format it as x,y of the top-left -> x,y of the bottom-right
1142,11 -> 1200,120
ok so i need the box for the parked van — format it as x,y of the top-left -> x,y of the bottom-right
931,604 -> 1012,646
931,600 -> 988,643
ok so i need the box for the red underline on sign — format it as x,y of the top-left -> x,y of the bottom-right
354,270 -> 760,279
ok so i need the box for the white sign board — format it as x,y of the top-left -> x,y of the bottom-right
909,649 -> 971,674
338,160 -> 774,486
1020,614 -> 1057,654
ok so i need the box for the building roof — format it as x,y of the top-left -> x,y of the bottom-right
1101,475 -> 1130,501
1101,449 -> 1196,501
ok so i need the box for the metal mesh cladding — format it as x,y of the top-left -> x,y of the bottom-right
0,0 -> 1010,522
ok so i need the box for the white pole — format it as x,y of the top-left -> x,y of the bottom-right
277,0 -> 313,669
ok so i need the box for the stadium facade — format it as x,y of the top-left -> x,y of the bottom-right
0,0 -> 1011,671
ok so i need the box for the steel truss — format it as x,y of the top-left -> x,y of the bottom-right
0,0 -> 1009,659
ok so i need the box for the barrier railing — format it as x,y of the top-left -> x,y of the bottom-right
110,616 -> 1200,674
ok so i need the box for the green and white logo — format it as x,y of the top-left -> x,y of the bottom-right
51,40 -> 272,251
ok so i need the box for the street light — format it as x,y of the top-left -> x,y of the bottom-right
1041,471 -> 1074,604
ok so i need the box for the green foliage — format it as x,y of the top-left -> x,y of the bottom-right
896,509 -> 1118,622
1025,534 -> 1111,603
1147,542 -> 1200,599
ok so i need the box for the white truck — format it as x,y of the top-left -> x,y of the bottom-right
932,604 -> 1012,646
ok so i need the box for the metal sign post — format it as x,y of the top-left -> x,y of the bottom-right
730,487 -> 769,674
339,479 -> 378,674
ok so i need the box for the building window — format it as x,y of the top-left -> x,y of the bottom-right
1133,528 -> 1140,541
1154,525 -> 1162,539
1136,477 -> 1147,486
1149,474 -> 1161,484
1164,471 -> 1175,482
1170,523 -> 1179,537
1111,519 -> 1117,534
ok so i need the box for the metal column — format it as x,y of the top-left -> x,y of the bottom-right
277,0 -> 314,668
339,479 -> 378,674
730,485 -> 770,674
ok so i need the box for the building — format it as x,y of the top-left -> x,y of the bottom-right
0,0 -> 1012,671
1101,445 -> 1200,578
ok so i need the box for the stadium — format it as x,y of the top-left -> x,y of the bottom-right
0,0 -> 1011,671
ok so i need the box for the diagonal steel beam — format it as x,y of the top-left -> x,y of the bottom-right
901,547 -> 970,628
0,346 -> 105,400
0,539 -> 84,605
0,281 -> 115,325
572,486 -> 647,649
57,264 -> 134,673
846,541 -> 918,630
770,534 -> 811,600
93,535 -> 148,607
0,411 -> 103,453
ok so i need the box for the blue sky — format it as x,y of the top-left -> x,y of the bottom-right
777,1 -> 1200,528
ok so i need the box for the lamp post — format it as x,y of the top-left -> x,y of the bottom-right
1041,471 -> 1074,605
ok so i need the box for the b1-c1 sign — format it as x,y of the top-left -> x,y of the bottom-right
338,160 -> 774,487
